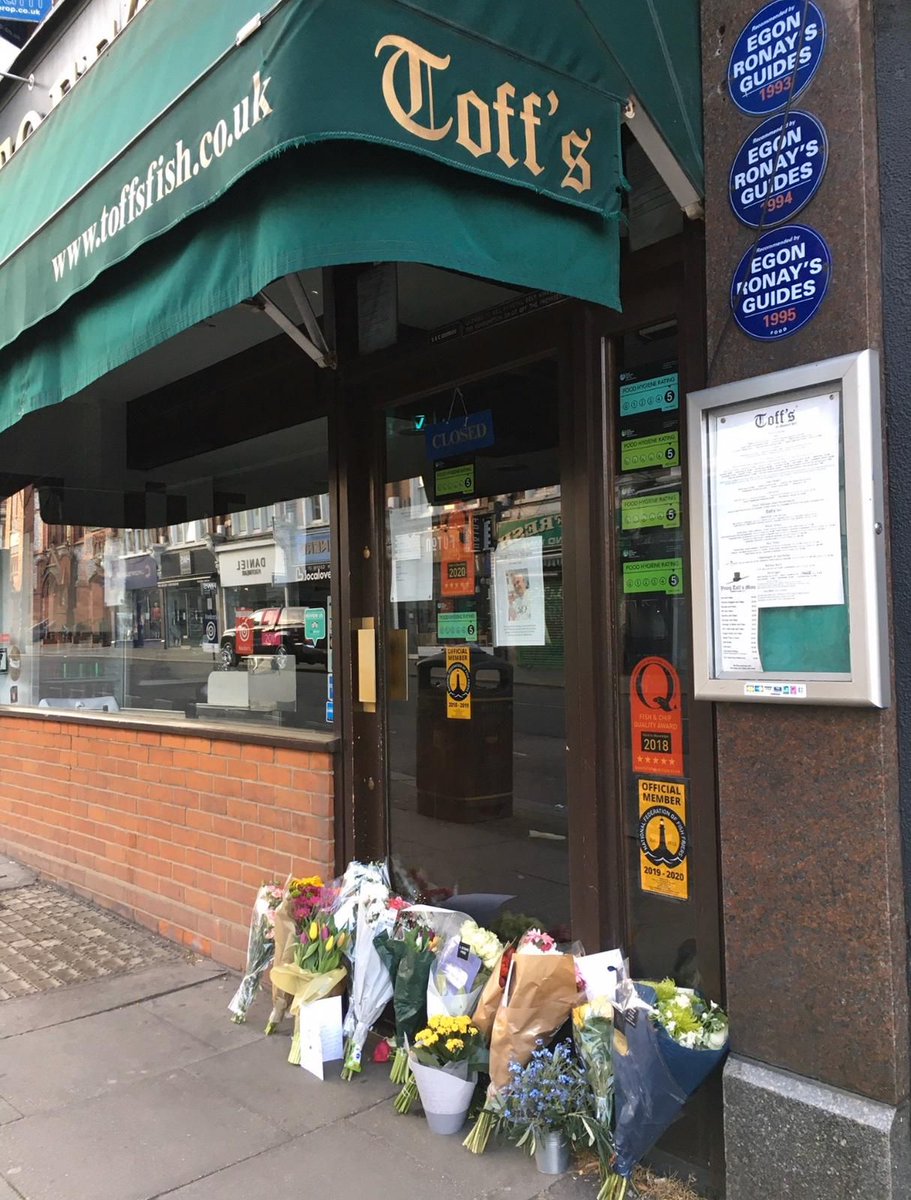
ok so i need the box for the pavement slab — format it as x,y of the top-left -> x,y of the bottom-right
141,977 -> 267,1052
0,962 -> 224,1039
344,1092 -> 548,1200
182,1032 -> 399,1136
0,1004 -> 221,1116
0,859 -> 36,892
0,1070 -> 289,1200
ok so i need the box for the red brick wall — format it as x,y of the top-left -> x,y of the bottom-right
0,715 -> 336,969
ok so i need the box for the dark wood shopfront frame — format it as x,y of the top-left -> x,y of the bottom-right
326,230 -> 723,1026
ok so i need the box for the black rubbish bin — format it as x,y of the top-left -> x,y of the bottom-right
416,648 -> 513,823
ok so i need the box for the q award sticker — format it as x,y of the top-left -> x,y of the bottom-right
445,646 -> 471,720
638,780 -> 689,901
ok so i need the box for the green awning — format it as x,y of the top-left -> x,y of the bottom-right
0,0 -> 702,431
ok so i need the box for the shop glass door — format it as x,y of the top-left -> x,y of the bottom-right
382,362 -> 571,935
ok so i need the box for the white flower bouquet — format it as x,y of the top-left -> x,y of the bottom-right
601,977 -> 729,1199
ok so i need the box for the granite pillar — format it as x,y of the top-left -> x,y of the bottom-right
699,0 -> 909,1192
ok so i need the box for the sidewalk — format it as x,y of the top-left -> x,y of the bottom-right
0,861 -> 600,1200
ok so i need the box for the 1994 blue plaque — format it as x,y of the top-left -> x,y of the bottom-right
729,111 -> 828,228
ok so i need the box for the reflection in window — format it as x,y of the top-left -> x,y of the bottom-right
0,422 -> 332,733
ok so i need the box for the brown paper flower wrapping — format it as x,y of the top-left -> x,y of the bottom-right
488,953 -> 579,1091
267,896 -> 298,1024
472,951 -> 506,1040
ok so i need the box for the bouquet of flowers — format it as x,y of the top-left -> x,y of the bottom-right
411,1014 -> 488,1074
600,978 -> 729,1199
374,910 -> 440,1084
288,876 -> 327,927
395,1014 -> 488,1126
227,882 -> 285,1023
270,912 -> 348,1065
376,904 -> 470,1085
264,875 -> 325,1033
494,1039 -> 605,1162
330,859 -> 391,933
464,930 -> 579,1153
573,996 -> 615,1125
427,919 -> 504,1021
340,885 -> 399,1080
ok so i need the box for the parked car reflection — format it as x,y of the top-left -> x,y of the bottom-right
220,607 -> 326,668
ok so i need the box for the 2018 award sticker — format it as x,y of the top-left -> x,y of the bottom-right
728,0 -> 827,117
629,657 -> 684,778
729,111 -> 828,228
638,780 -> 689,901
731,224 -> 831,340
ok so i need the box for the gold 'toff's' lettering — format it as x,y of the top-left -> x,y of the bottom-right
375,35 -> 453,141
375,35 -> 592,194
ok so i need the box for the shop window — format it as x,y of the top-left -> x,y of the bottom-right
0,417 -> 332,734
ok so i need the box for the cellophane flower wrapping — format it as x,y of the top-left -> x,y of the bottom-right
573,996 -> 615,1125
265,876 -> 325,1031
426,920 -> 492,1020
269,960 -> 347,1065
609,980 -> 728,1182
227,883 -> 284,1022
340,886 -> 397,1079
374,905 -> 469,1083
330,860 -> 392,934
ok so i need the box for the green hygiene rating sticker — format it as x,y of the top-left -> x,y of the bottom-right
437,612 -> 478,641
621,492 -> 681,531
435,463 -> 475,498
621,432 -> 680,472
619,372 -> 679,417
623,559 -> 685,596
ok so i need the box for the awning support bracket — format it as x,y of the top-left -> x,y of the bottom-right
248,287 -> 336,369
623,95 -> 704,221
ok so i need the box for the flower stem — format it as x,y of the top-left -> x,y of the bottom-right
463,1108 -> 493,1154
287,1022 -> 301,1066
393,1075 -> 418,1114
390,1046 -> 409,1085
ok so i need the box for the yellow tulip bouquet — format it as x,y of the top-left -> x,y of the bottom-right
270,912 -> 349,1065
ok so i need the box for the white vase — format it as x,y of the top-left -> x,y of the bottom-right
410,1059 -> 477,1135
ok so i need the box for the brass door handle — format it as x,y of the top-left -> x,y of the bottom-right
356,619 -> 376,711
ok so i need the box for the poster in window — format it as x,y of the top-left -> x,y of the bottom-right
493,534 -> 546,647
440,511 -> 475,598
389,506 -> 433,604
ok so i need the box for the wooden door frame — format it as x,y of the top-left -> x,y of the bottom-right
326,235 -> 718,971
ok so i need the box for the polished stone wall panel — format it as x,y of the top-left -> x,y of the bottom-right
700,0 -> 908,1108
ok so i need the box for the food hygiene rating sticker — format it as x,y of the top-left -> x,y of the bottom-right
638,779 -> 689,901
